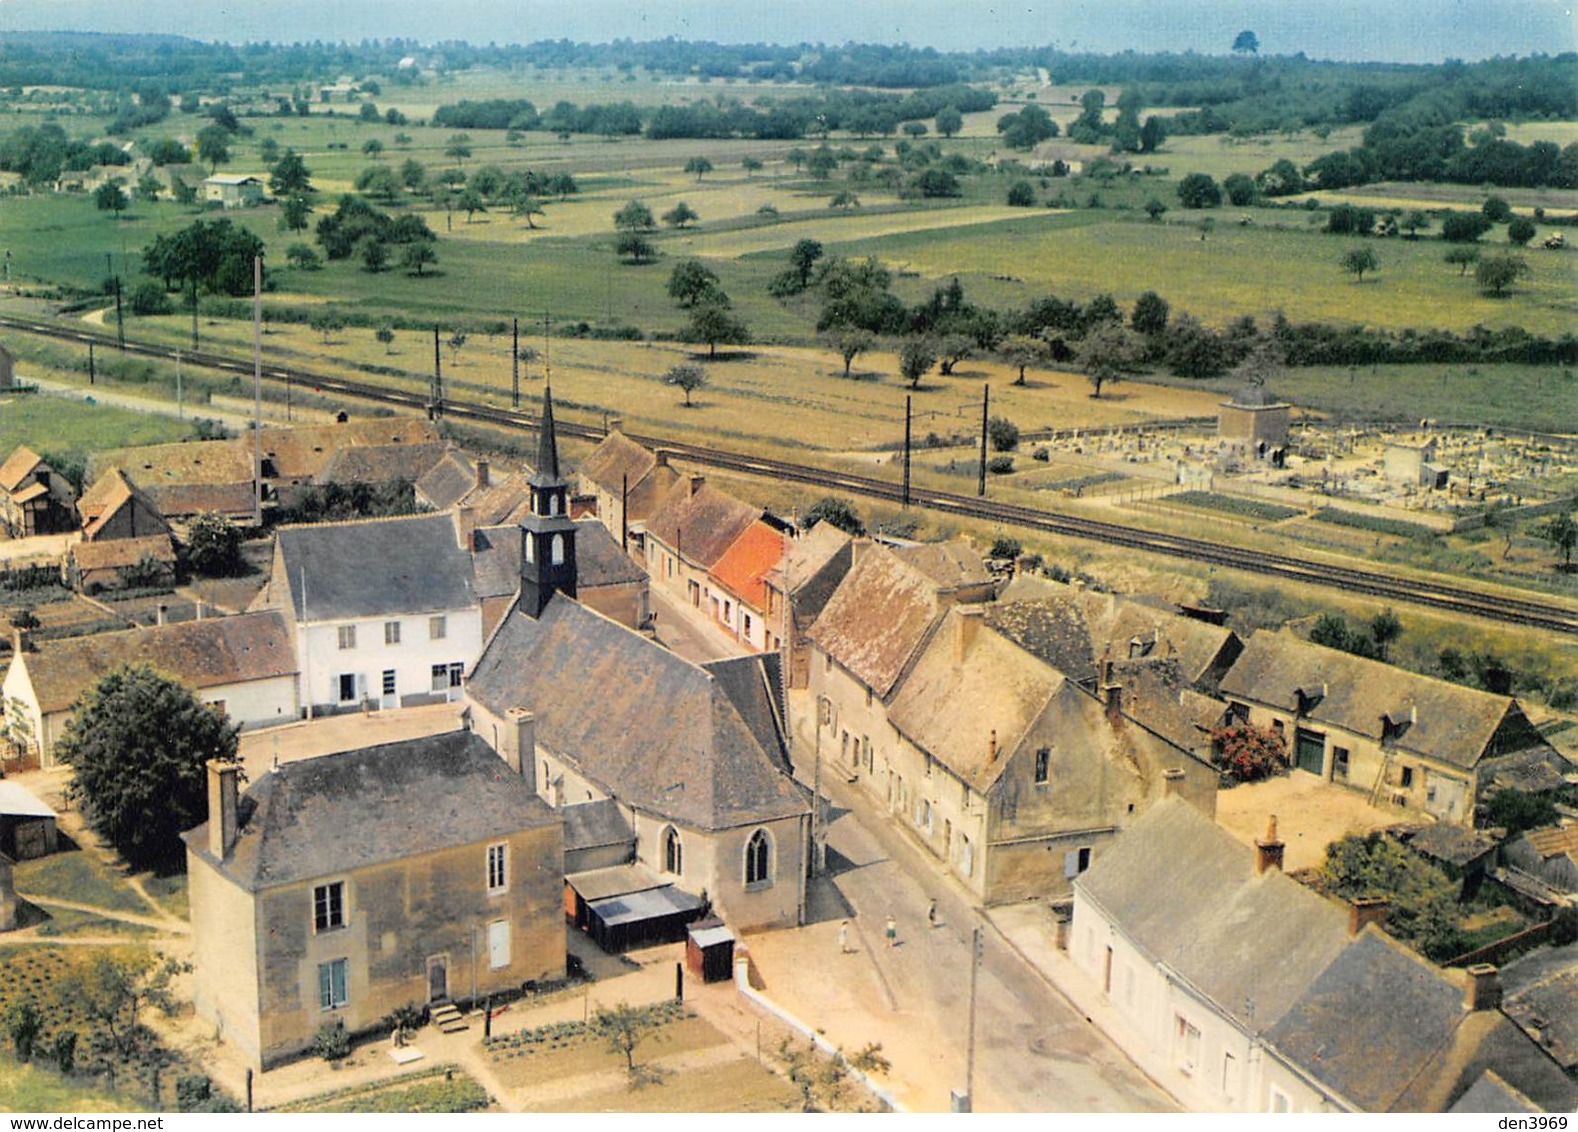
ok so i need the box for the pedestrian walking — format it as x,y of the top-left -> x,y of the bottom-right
885,914 -> 897,949
837,920 -> 851,954
927,899 -> 938,927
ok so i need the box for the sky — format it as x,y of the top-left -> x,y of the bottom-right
0,0 -> 1572,62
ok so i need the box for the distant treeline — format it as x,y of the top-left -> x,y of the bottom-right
433,84 -> 997,139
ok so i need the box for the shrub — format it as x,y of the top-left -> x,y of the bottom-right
986,455 -> 1015,475
313,1021 -> 351,1062
126,279 -> 174,316
986,415 -> 1020,452
988,537 -> 1023,559
1210,723 -> 1287,783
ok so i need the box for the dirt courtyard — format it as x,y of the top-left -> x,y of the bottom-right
1214,770 -> 1401,873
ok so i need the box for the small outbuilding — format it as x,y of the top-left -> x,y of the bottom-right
202,174 -> 264,209
685,918 -> 736,983
0,781 -> 58,860
1218,384 -> 1291,455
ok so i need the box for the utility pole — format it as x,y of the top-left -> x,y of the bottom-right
175,350 -> 182,419
113,275 -> 125,351
511,316 -> 520,409
977,384 -> 990,498
811,709 -> 823,876
902,394 -> 912,508
962,926 -> 984,1112
87,341 -> 95,385
431,325 -> 442,419
251,257 -> 263,528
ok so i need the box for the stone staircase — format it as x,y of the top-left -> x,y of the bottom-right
430,1001 -> 469,1034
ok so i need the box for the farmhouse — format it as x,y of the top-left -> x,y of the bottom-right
1219,631 -> 1564,824
0,447 -> 78,538
201,173 -> 265,208
185,736 -> 564,1068
2,612 -> 298,767
76,468 -> 170,542
761,520 -> 855,688
577,428 -> 679,552
1071,797 -> 1576,1112
88,439 -> 257,526
642,474 -> 761,615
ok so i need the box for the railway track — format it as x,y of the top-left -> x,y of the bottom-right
6,313 -> 1577,636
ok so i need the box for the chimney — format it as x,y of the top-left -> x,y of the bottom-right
1348,896 -> 1389,936
156,603 -> 167,627
505,708 -> 535,780
1103,680 -> 1122,720
1464,963 -> 1502,1012
954,605 -> 984,663
1162,768 -> 1186,797
194,600 -> 204,622
455,504 -> 476,551
1254,814 -> 1285,875
206,760 -> 240,860
655,450 -> 670,469
475,459 -> 490,490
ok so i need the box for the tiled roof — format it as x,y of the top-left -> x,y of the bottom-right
275,511 -> 476,621
891,540 -> 991,590
808,543 -> 952,699
1077,796 -> 1352,1034
415,450 -> 478,511
78,468 -> 168,539
709,521 -> 783,611
984,595 -> 1097,683
259,419 -> 441,481
467,594 -> 808,831
0,447 -> 45,493
315,442 -> 446,487
470,520 -> 645,601
1220,631 -> 1545,771
89,438 -> 253,487
70,534 -> 176,571
17,610 -> 296,714
563,799 -> 634,853
579,431 -> 657,495
1399,822 -> 1500,868
645,479 -> 759,570
463,471 -> 532,528
1522,823 -> 1578,861
184,729 -> 558,891
143,480 -> 257,520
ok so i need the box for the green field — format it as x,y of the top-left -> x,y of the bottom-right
0,391 -> 204,460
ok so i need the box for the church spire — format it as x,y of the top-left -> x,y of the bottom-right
520,385 -> 576,618
536,383 -> 560,481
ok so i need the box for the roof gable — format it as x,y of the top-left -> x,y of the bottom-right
0,447 -> 45,492
580,431 -> 657,495
808,544 -> 949,698
277,512 -> 476,621
709,521 -> 784,610
645,480 -> 759,569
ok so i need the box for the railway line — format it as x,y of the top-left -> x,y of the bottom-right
5,313 -> 1577,636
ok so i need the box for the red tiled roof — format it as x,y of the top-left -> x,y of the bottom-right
0,446 -> 44,493
709,521 -> 783,611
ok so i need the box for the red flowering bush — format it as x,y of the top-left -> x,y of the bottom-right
1210,723 -> 1288,783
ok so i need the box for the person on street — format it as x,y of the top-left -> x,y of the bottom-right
885,914 -> 897,948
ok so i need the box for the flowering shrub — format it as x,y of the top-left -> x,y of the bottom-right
1210,723 -> 1287,783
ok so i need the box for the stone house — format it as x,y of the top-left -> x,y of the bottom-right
761,521 -> 854,688
705,520 -> 785,652
255,511 -> 482,716
1,612 -> 298,766
0,447 -> 78,538
1071,797 -> 1575,1113
77,468 -> 170,542
201,173 -> 265,208
184,735 -> 564,1068
1219,631 -> 1563,825
577,429 -> 679,555
642,475 -> 760,615
88,439 -> 257,526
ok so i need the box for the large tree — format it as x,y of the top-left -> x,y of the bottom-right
269,149 -> 312,197
1078,323 -> 1136,398
1341,246 -> 1379,282
1540,511 -> 1577,570
685,301 -> 748,359
1475,251 -> 1530,296
667,259 -> 721,308
613,200 -> 655,233
898,337 -> 937,389
195,125 -> 230,174
58,664 -> 240,871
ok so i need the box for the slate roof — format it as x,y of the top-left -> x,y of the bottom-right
1503,961 -> 1578,1074
471,520 -> 645,601
315,442 -> 446,487
78,469 -> 167,539
644,479 -> 759,569
701,654 -> 791,777
1220,631 -> 1546,771
71,534 -> 176,572
275,512 -> 476,621
0,447 -> 44,493
890,540 -> 991,591
467,594 -> 808,831
709,521 -> 783,610
808,542 -> 957,700
17,610 -> 296,714
259,419 -> 441,481
1077,796 -> 1352,1033
1398,822 -> 1500,868
184,729 -> 558,891
580,431 -> 657,496
562,799 -> 635,853
414,450 -> 478,511
1449,1071 -> 1540,1113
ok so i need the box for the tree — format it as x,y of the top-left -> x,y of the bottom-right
1444,246 -> 1481,276
94,179 -> 128,217
830,328 -> 875,377
185,512 -> 246,577
1482,788 -> 1559,836
362,138 -> 384,160
1006,180 -> 1036,207
593,1003 -> 662,1075
1131,290 -> 1170,338
1223,172 -> 1256,207
807,149 -> 839,180
898,337 -> 937,389
1441,211 -> 1492,242
457,188 -> 486,223
1232,30 -> 1260,54
987,415 -> 1020,452
1144,197 -> 1168,222
280,194 -> 313,233
1368,608 -> 1403,661
829,190 -> 860,210
354,164 -> 401,203
805,497 -> 864,535
935,106 -> 963,138
444,133 -> 472,164
665,362 -> 707,406
399,157 -> 428,193
269,150 -> 312,196
662,201 -> 700,229
1507,215 -> 1536,246
1177,173 -> 1221,209
401,239 -> 438,277
686,302 -> 749,359
360,236 -> 389,273
683,156 -> 713,181
135,174 -> 162,203
60,951 -> 183,1062
741,156 -> 763,178
1342,246 -> 1379,282
999,335 -> 1045,386
6,1000 -> 41,1062
788,238 -> 824,290
1402,210 -> 1430,239
58,665 -> 240,871
667,259 -> 721,308
614,200 -> 655,233
127,278 -> 174,315
997,104 -> 1057,151
1539,511 -> 1577,570
195,125 -> 230,173
310,308 -> 346,343
616,232 -> 656,264
1078,323 -> 1135,398
1475,251 -> 1530,296
447,330 -> 468,364
1320,833 -> 1463,961
937,334 -> 974,376
375,323 -> 395,353
1482,195 -> 1512,223
1210,722 -> 1286,782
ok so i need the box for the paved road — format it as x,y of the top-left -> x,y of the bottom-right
646,581 -> 752,663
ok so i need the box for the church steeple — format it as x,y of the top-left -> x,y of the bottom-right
520,385 -> 577,618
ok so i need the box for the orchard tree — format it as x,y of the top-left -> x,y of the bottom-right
686,301 -> 749,359
1444,246 -> 1480,276
898,337 -> 937,389
937,334 -> 974,376
94,180 -> 129,217
58,664 -> 240,871
788,238 -> 824,290
662,201 -> 700,229
1476,252 -> 1530,297
935,106 -> 963,138
1341,246 -> 1379,282
1131,290 -> 1170,338
375,322 -> 395,353
1540,511 -> 1577,570
279,194 -> 312,233
683,156 -> 713,181
614,200 -> 656,233
741,156 -> 763,178
1079,323 -> 1136,398
830,327 -> 875,377
1144,197 -> 1168,222
401,239 -> 438,276
1506,216 -> 1536,246
195,125 -> 230,173
665,363 -> 708,406
999,335 -> 1045,386
269,150 -> 312,196
667,259 -> 721,308
616,232 -> 656,264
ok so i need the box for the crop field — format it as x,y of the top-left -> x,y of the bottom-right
1159,126 -> 1372,181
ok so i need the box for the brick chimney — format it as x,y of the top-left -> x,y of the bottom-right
1162,768 -> 1186,797
206,760 -> 240,860
987,729 -> 998,763
475,459 -> 490,490
456,504 -> 476,551
1254,814 -> 1284,875
1348,896 -> 1389,936
1102,680 -> 1123,720
954,605 -> 984,663
506,707 -> 536,781
1464,963 -> 1501,1012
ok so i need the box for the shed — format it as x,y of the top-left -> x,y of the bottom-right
0,781 -> 57,860
685,918 -> 736,983
566,863 -> 705,953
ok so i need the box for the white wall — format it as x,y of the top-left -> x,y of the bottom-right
299,608 -> 482,715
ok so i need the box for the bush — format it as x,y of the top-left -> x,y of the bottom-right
177,1074 -> 242,1113
1210,723 -> 1287,783
986,415 -> 1020,452
988,536 -> 1022,559
1441,211 -> 1493,243
126,279 -> 174,316
986,455 -> 1015,475
1006,180 -> 1036,207
313,1021 -> 351,1062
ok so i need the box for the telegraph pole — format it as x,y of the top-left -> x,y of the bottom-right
977,384 -> 990,497
431,325 -> 442,419
902,395 -> 912,508
511,316 -> 521,409
960,926 -> 984,1112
